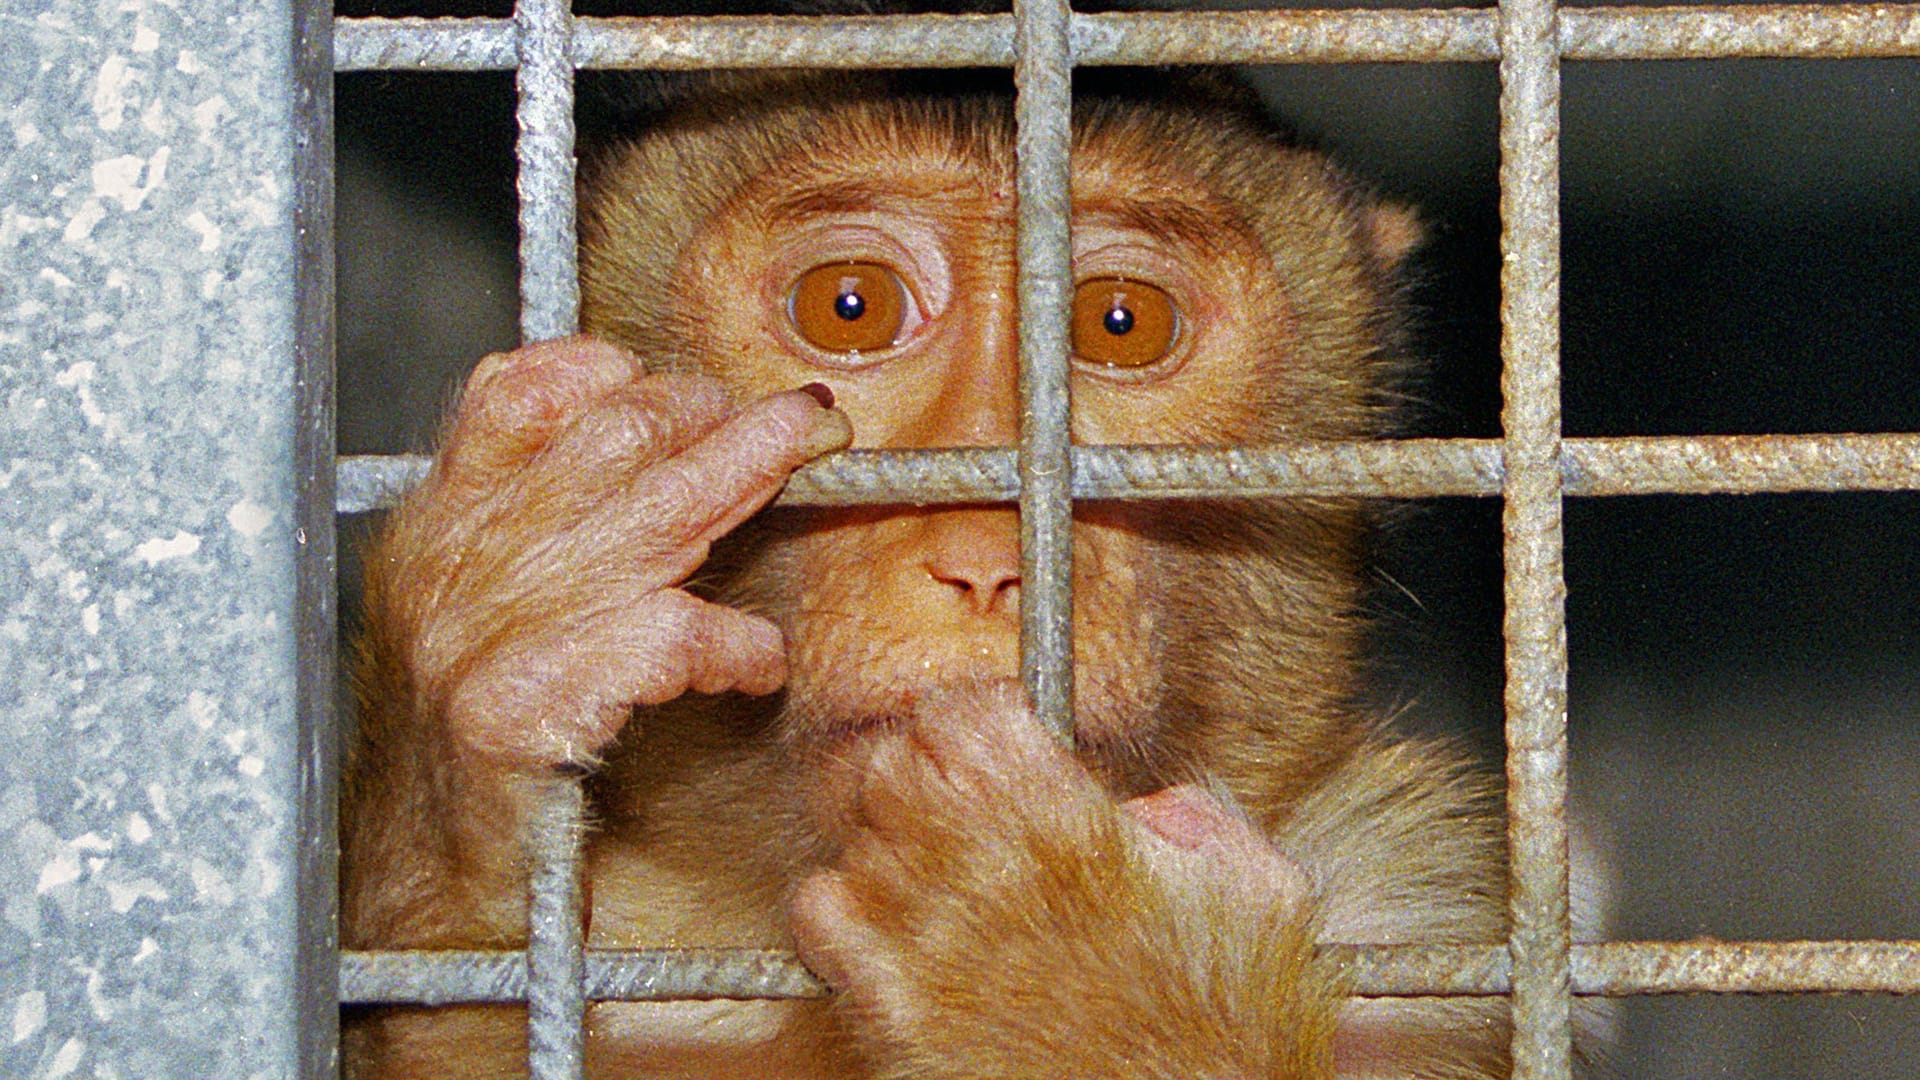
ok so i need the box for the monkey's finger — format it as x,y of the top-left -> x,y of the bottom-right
628,385 -> 853,551
788,870 -> 907,1002
905,680 -> 1087,803
612,589 -> 788,703
443,338 -> 727,490
519,373 -> 747,495
446,590 -> 784,764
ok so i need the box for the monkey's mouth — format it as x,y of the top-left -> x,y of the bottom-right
776,664 -> 1022,749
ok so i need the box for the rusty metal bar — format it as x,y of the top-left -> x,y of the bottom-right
1495,0 -> 1573,1073
340,941 -> 1920,1004
1013,0 -> 1077,739
333,7 -> 1920,71
336,434 -> 1920,514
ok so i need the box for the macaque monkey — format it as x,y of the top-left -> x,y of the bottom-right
342,68 -> 1512,1079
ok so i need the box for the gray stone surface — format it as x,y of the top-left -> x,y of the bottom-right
0,0 -> 326,1076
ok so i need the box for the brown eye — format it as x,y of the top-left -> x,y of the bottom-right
789,262 -> 908,354
1071,277 -> 1177,368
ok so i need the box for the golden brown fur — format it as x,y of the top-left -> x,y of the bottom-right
343,71 -> 1510,1079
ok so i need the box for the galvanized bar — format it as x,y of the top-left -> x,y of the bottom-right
1564,433 -> 1920,494
341,949 -> 828,1005
292,1 -> 341,1076
526,779 -> 587,1080
333,7 -> 1920,71
511,1 -> 588,1073
1496,0 -> 1574,1073
342,951 -> 532,1006
4,0 -> 336,1075
338,433 -> 1920,514
1560,4 -> 1920,59
1338,941 -> 1920,997
335,17 -> 517,70
1013,0 -> 1077,738
1573,942 -> 1920,996
575,14 -> 1011,69
340,940 -> 1920,1003
515,0 -> 580,342
1076,8 -> 1496,64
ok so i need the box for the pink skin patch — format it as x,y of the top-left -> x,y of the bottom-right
1121,784 -> 1312,903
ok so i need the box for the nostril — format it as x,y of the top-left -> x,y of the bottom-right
926,561 -> 1021,615
917,508 -> 1022,615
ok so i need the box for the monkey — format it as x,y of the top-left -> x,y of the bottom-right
341,67 -> 1515,1079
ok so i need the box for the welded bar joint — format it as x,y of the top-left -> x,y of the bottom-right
333,6 -> 1920,71
1012,0 -> 1077,738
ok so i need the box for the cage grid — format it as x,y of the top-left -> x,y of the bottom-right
331,4 -> 1920,1080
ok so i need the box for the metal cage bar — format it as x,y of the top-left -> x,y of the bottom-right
340,939 -> 1920,1004
332,7 -> 1920,71
1495,0 -> 1573,1072
5,0 -> 339,1077
326,4 -> 1920,1079
511,0 -> 589,1077
341,432 -> 1920,514
1013,0 -> 1078,736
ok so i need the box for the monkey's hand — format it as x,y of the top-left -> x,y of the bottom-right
788,690 -> 1340,1080
363,336 -> 852,770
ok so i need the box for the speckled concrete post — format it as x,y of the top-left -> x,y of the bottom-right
0,0 -> 336,1077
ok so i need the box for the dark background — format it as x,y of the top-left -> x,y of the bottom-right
333,2 -> 1920,1074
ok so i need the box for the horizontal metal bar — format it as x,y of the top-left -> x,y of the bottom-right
336,434 -> 1920,514
340,949 -> 827,1005
1564,4 -> 1920,60
332,6 -> 1920,71
335,17 -> 515,71
1341,941 -> 1920,996
1575,941 -> 1920,996
341,941 -> 1920,1004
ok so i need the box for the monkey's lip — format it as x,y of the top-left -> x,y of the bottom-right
781,667 -> 1019,747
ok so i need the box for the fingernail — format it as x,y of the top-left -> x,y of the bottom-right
797,382 -> 835,409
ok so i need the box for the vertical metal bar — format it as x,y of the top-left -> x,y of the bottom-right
293,0 -> 340,1076
1013,0 -> 1077,737
514,1 -> 586,1076
516,0 -> 581,340
1496,0 -> 1574,1075
2,0 -> 335,1073
527,779 -> 588,1080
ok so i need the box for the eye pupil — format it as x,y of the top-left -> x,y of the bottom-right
834,290 -> 866,321
1102,305 -> 1135,336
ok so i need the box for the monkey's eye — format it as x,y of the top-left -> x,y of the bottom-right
788,262 -> 909,354
1070,277 -> 1178,368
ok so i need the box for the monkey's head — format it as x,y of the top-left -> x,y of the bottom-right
580,70 -> 1420,815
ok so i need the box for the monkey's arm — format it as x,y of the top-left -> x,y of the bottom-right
342,336 -> 851,950
788,688 -> 1341,1080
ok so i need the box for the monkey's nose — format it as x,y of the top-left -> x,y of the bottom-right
927,555 -> 1021,615
919,510 -> 1022,616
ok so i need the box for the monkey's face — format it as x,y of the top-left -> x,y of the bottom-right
581,82 -> 1406,797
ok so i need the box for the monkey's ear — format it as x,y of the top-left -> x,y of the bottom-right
1365,201 -> 1425,272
